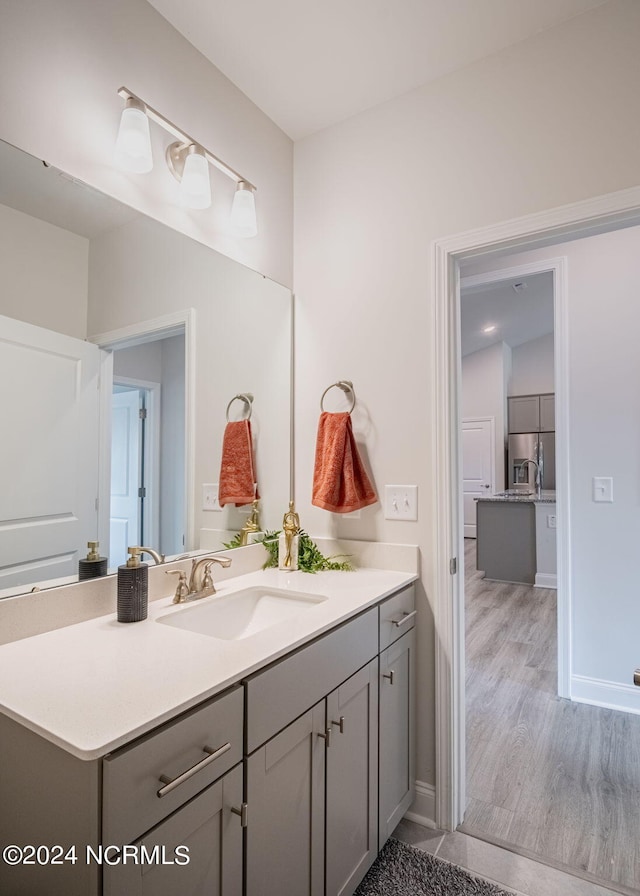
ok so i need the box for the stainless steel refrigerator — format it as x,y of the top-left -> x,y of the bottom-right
508,431 -> 556,490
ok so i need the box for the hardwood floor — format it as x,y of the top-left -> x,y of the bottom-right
462,538 -> 640,895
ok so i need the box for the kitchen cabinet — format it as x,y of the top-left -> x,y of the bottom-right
476,500 -> 536,584
539,393 -> 555,432
508,393 -> 555,434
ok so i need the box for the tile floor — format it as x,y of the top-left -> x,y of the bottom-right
394,820 -> 622,896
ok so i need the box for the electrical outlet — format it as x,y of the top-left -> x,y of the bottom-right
202,483 -> 222,512
547,514 -> 556,529
384,485 -> 418,521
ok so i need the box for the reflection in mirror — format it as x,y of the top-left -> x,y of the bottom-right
0,138 -> 292,599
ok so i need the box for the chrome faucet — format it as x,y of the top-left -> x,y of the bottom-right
517,459 -> 541,495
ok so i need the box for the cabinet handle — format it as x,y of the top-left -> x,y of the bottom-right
331,716 -> 345,734
383,670 -> 395,685
392,610 -> 417,628
231,803 -> 248,827
157,742 -> 231,798
318,727 -> 332,748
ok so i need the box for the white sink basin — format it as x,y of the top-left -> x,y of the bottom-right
158,587 -> 328,641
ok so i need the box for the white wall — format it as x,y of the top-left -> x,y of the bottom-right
89,213 -> 291,541
510,334 -> 555,396
465,223 -> 640,714
0,203 -> 88,338
461,342 -> 511,490
0,0 -> 293,287
113,341 -> 163,382
293,0 -> 640,789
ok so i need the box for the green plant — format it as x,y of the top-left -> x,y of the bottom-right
256,529 -> 353,573
222,532 -> 245,550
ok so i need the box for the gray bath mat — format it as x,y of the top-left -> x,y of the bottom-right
355,839 -> 513,896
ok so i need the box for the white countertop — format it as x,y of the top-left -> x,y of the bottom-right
0,567 -> 416,761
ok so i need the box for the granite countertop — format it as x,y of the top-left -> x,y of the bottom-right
476,490 -> 556,504
0,566 -> 417,761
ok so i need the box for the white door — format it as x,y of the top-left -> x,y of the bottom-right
110,389 -> 142,568
0,314 -> 102,589
462,418 -> 494,538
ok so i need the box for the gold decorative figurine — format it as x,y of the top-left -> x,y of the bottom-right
279,500 -> 300,570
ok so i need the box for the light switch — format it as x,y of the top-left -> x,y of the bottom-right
202,483 -> 222,511
592,477 -> 613,503
384,485 -> 418,521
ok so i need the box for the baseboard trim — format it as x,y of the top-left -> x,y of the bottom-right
571,674 -> 640,715
534,573 -> 557,589
403,780 -> 436,829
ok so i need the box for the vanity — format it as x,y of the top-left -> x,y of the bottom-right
0,563 -> 417,896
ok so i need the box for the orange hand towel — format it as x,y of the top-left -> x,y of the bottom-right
312,412 -> 377,513
219,420 -> 259,507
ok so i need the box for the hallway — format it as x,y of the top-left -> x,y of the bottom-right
462,538 -> 640,895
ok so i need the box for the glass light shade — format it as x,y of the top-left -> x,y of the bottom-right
179,149 -> 211,209
114,104 -> 153,173
230,184 -> 257,238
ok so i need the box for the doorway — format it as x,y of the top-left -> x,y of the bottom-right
432,200 -> 640,893
110,381 -> 160,568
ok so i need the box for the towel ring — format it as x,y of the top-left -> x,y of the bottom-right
320,381 -> 356,414
226,392 -> 254,422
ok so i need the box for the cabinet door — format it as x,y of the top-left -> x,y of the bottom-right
508,395 -> 540,433
379,629 -> 415,846
539,393 -> 555,432
325,659 -> 379,896
246,704 -> 325,896
104,763 -> 243,896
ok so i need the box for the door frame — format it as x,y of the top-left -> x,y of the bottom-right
461,416 -> 495,538
431,185 -> 640,832
91,309 -> 195,552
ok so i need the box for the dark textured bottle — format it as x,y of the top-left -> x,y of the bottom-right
78,541 -> 108,580
117,547 -> 149,623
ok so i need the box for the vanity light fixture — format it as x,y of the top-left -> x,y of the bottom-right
114,97 -> 153,173
230,181 -> 258,238
115,87 -> 257,235
482,325 -> 496,334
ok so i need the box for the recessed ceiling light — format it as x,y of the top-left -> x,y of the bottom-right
482,325 -> 496,334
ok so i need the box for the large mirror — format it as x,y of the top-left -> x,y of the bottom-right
0,138 -> 292,598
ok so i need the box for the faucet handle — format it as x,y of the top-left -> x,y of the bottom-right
166,570 -> 189,604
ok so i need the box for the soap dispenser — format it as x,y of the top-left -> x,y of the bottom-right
278,501 -> 300,571
78,541 -> 108,580
117,546 -> 164,623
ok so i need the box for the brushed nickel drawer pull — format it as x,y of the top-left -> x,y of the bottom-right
157,742 -> 231,798
331,716 -> 345,734
231,803 -> 248,827
318,728 -> 332,748
383,670 -> 395,685
392,610 -> 417,628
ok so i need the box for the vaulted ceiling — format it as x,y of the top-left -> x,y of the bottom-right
147,0 -> 608,139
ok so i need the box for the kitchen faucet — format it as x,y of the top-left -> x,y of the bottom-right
517,459 -> 542,496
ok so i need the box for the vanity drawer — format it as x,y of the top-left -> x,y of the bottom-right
245,607 -> 378,753
103,685 -> 243,846
379,584 -> 416,650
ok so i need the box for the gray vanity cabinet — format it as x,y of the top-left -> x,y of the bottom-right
325,660 -> 379,896
244,608 -> 380,896
246,704 -> 326,896
104,763 -> 243,896
379,628 -> 415,846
